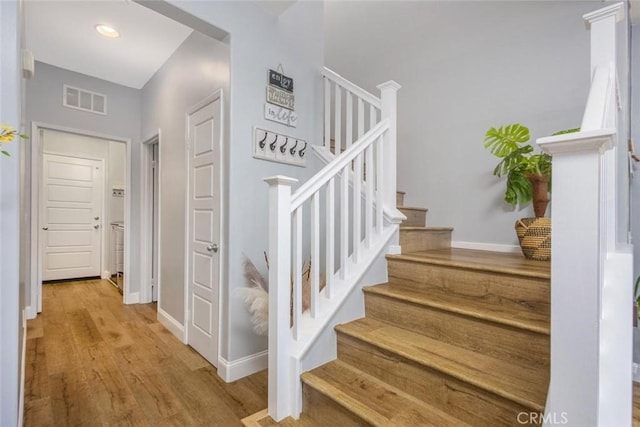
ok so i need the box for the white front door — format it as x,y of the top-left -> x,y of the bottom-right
41,153 -> 103,281
186,93 -> 222,365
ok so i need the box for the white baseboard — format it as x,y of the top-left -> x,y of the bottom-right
158,307 -> 186,344
634,363 -> 640,383
451,240 -> 521,254
124,291 -> 139,305
19,309 -> 27,427
218,350 -> 268,383
102,270 -> 110,280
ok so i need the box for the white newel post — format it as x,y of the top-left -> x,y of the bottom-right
264,175 -> 298,421
377,81 -> 401,212
536,4 -> 624,426
538,130 -> 615,427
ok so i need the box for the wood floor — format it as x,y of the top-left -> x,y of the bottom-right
24,279 -> 268,426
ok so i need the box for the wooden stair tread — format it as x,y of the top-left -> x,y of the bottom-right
397,205 -> 428,212
364,283 -> 549,335
302,359 -> 469,426
400,226 -> 453,231
335,317 -> 548,412
388,248 -> 550,279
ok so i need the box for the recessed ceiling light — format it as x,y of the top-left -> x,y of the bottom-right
95,24 -> 120,39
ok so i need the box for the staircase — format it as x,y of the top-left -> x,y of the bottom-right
264,191 -> 550,426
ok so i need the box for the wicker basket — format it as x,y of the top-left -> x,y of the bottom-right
515,217 -> 551,261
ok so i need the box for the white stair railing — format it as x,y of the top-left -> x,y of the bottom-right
265,71 -> 401,421
537,3 -> 633,426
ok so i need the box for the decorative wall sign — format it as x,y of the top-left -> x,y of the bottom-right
268,69 -> 294,92
266,86 -> 295,111
253,127 -> 307,167
264,103 -> 297,128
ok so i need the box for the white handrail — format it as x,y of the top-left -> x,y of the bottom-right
322,67 -> 382,109
291,119 -> 389,211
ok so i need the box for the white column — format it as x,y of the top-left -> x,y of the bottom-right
584,3 -> 623,254
264,175 -> 297,421
376,81 -> 401,212
537,129 -> 614,427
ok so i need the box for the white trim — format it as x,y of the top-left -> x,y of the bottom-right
451,240 -> 521,254
30,122 -> 132,310
217,351 -> 268,383
633,363 -> 640,383
183,90 -> 225,365
25,305 -> 36,320
387,244 -> 401,255
157,307 -> 186,344
140,131 -> 161,304
18,309 -> 27,427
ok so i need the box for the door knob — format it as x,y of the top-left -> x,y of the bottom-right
94,224 -> 100,229
206,243 -> 219,253
42,227 -> 48,231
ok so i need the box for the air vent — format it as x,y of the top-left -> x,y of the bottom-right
63,85 -> 107,115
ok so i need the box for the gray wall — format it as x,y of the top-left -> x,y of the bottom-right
140,30 -> 230,335
325,1 -> 595,247
631,24 -> 640,362
0,1 -> 23,424
26,61 -> 142,297
163,0 -> 324,362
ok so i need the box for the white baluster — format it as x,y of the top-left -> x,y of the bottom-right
365,145 -> 374,247
370,105 -> 376,132
340,165 -> 349,279
335,86 -> 342,154
346,92 -> 353,150
375,137 -> 383,234
353,153 -> 362,262
292,206 -> 302,340
324,78 -> 331,150
325,178 -> 335,298
264,175 -> 297,422
358,98 -> 365,139
311,192 -> 320,317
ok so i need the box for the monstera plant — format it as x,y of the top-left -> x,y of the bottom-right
484,123 -> 577,217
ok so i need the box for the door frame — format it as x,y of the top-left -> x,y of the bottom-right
140,130 -> 162,304
40,151 -> 105,282
29,122 -> 133,317
183,89 -> 225,362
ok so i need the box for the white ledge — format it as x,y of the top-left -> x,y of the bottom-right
376,80 -> 402,91
536,128 -> 615,156
264,175 -> 298,186
583,2 -> 624,29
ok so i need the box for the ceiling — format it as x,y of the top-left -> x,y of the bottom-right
25,0 -> 194,89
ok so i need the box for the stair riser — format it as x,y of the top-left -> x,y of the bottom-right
399,229 -> 451,253
337,334 -> 542,426
387,259 -> 549,316
399,208 -> 427,227
364,292 -> 549,368
303,384 -> 372,426
396,192 -> 405,206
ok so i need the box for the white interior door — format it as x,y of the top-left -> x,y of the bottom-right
41,153 -> 103,281
187,94 -> 222,365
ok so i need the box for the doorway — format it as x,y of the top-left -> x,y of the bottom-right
141,133 -> 161,303
30,124 -> 132,314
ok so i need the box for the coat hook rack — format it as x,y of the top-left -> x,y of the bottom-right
253,127 -> 307,167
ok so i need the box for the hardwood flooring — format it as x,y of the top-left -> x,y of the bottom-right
24,279 -> 268,426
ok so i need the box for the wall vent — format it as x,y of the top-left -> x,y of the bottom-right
63,85 -> 107,115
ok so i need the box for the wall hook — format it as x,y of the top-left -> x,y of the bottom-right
289,140 -> 299,156
280,137 -> 289,154
269,135 -> 278,151
258,131 -> 268,149
299,142 -> 308,158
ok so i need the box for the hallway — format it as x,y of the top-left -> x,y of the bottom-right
23,279 -> 267,426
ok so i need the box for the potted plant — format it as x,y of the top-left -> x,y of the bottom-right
483,123 -> 578,260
